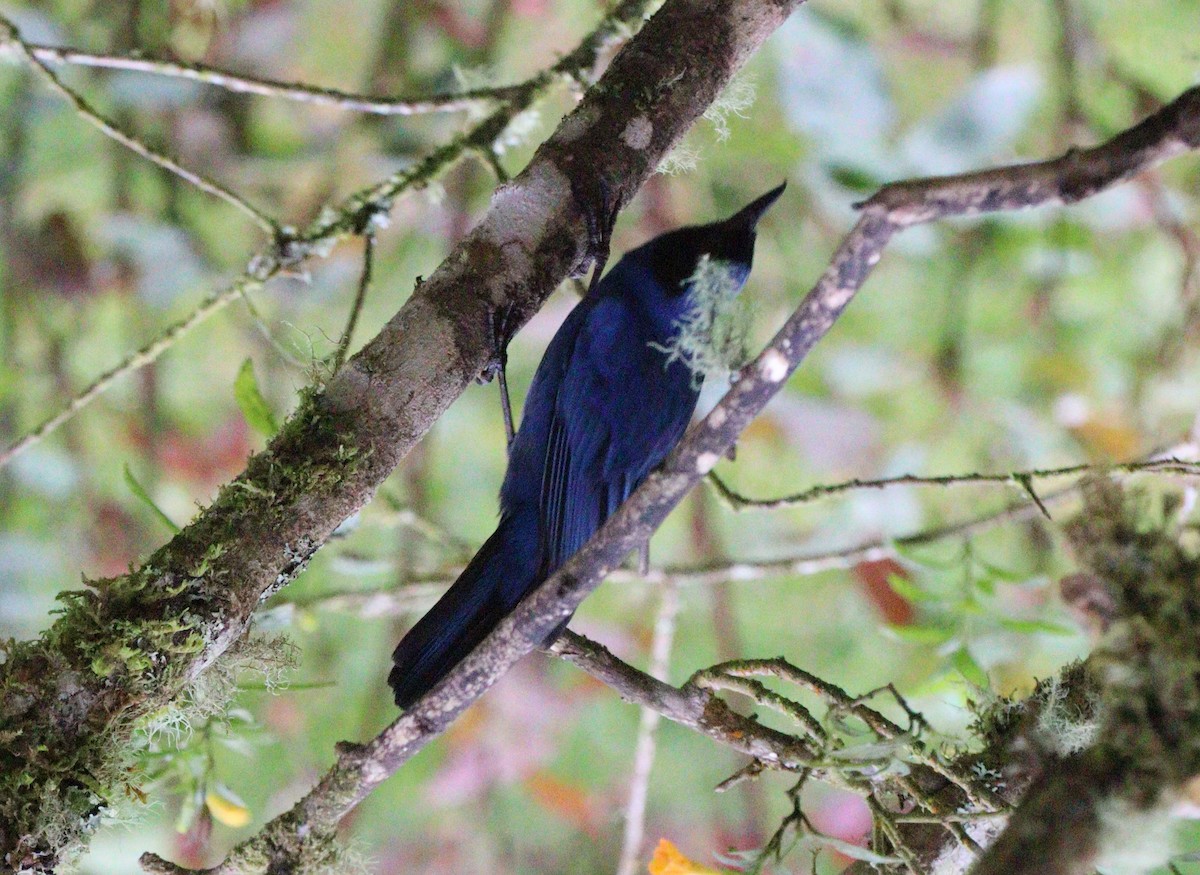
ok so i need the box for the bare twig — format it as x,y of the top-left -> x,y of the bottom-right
23,42 -> 527,115
273,451 -> 1200,620
552,631 -> 814,768
616,580 -> 681,875
0,15 -> 278,235
332,233 -> 375,374
706,457 -> 1200,512
0,275 -> 264,469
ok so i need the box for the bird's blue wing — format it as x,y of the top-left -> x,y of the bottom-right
539,294 -> 699,571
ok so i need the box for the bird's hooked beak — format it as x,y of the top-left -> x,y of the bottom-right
725,180 -> 787,230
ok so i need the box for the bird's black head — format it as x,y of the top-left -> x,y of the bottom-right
643,181 -> 785,295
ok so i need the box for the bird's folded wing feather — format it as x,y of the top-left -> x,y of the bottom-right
539,295 -> 695,571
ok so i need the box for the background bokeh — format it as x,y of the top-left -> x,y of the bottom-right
2,0 -> 1199,871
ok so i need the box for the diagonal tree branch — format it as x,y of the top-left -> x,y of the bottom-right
0,0 -> 797,869
140,79 -> 1200,875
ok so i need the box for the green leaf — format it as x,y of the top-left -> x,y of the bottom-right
977,559 -> 1030,583
886,573 -> 933,602
998,617 -> 1078,636
234,358 -> 279,438
891,539 -> 960,570
883,624 -> 955,645
952,647 -> 989,689
809,834 -> 903,866
975,576 -> 997,597
826,164 -> 879,193
124,463 -> 180,533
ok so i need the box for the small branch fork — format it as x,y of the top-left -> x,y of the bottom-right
139,83 -> 1200,874
0,0 -> 648,471
559,639 -> 1006,872
0,16 -> 278,235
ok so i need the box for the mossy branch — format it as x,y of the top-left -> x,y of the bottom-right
0,0 -> 787,869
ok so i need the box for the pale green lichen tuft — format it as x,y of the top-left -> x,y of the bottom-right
653,255 -> 753,385
703,71 -> 757,142
1033,673 -> 1101,757
138,633 -> 298,746
656,139 -> 700,175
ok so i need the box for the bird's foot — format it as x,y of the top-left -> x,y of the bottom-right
477,304 -> 516,385
478,304 -> 518,448
569,174 -> 623,294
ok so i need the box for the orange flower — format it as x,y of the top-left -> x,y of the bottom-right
648,839 -> 722,875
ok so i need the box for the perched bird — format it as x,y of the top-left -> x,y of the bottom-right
389,183 -> 785,708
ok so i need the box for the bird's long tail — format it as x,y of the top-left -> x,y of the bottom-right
389,512 -> 538,709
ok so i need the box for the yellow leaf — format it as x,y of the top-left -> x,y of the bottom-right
1070,419 -> 1141,460
205,784 -> 251,828
296,609 -> 319,633
648,838 -> 721,875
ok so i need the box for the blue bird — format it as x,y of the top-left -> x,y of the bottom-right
389,183 -> 785,708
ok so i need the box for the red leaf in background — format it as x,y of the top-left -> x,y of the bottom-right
525,770 -> 600,836
174,805 -> 212,869
805,787 -> 872,867
852,558 -> 915,626
87,500 -> 147,578
127,416 -> 252,487
7,211 -> 95,299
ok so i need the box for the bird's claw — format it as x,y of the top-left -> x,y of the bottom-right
480,304 -> 519,448
570,174 -> 623,294
477,305 -> 516,385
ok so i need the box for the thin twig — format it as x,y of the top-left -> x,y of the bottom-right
24,42 -> 527,115
616,580 -> 681,875
1,16 -> 277,235
691,671 -> 828,743
869,796 -> 922,875
0,276 -> 264,468
333,234 -> 376,373
706,457 -> 1200,512
550,630 -> 817,770
893,811 -> 1009,824
375,493 -> 476,557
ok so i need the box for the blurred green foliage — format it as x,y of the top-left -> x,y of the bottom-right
2,0 -> 1200,872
